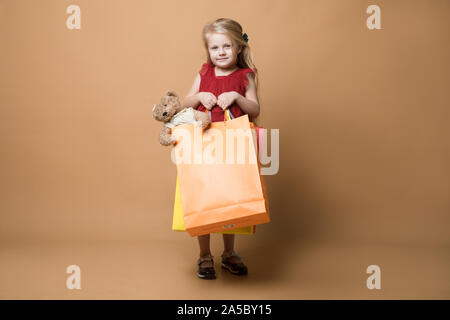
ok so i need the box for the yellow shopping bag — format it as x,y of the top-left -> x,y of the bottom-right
172,175 -> 256,235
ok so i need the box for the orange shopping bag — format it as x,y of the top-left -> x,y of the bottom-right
172,112 -> 270,237
172,175 -> 256,234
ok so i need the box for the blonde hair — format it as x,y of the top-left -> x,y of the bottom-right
202,18 -> 259,93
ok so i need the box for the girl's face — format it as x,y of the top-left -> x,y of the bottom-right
207,32 -> 241,69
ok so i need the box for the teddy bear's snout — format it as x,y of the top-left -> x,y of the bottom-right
162,111 -> 168,116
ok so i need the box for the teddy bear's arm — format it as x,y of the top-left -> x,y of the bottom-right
159,126 -> 176,146
193,110 -> 211,129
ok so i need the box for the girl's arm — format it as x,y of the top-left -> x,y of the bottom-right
234,73 -> 260,118
182,74 -> 202,109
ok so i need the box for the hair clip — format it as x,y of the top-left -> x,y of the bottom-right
243,33 -> 249,43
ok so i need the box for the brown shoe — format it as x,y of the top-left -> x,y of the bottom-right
197,254 -> 216,280
221,251 -> 248,275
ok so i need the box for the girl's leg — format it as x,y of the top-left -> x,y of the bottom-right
221,234 -> 248,275
222,233 -> 235,253
198,234 -> 211,256
222,234 -> 242,264
198,234 -> 213,267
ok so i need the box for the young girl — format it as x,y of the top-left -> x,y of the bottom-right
183,18 -> 260,279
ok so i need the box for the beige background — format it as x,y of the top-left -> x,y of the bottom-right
0,0 -> 449,299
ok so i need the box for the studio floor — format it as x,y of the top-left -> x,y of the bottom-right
0,234 -> 448,300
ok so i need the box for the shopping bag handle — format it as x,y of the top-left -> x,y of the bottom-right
208,108 -> 234,122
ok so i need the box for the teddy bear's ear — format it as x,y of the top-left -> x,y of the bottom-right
166,90 -> 178,97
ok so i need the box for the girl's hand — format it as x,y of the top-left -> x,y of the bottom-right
217,91 -> 239,110
197,92 -> 217,110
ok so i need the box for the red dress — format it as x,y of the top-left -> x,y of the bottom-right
196,62 -> 255,122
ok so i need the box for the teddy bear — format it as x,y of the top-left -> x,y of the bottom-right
152,90 -> 211,146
